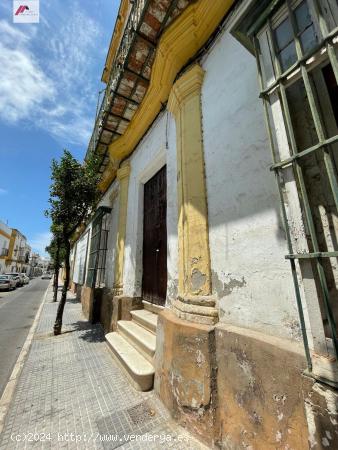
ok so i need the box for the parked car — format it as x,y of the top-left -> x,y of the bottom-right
41,272 -> 52,280
21,273 -> 30,284
0,274 -> 16,291
5,273 -> 23,287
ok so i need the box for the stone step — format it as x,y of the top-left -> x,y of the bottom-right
143,300 -> 164,314
105,332 -> 154,391
131,309 -> 158,334
117,320 -> 156,362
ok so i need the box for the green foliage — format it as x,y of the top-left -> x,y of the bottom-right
45,150 -> 100,241
45,235 -> 65,270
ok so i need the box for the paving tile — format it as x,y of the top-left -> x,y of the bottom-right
0,286 -> 206,449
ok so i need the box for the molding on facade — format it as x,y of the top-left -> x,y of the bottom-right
6,229 -> 17,264
99,0 -> 235,193
113,161 -> 131,294
168,63 -> 217,325
0,229 -> 11,240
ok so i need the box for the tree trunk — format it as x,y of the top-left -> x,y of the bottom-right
53,239 -> 60,302
53,239 -> 70,335
53,267 -> 59,302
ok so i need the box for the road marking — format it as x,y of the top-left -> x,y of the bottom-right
0,282 -> 51,434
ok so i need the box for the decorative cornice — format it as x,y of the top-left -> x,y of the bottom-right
99,0 -> 234,193
116,161 -> 131,180
0,228 -> 11,240
168,64 -> 205,116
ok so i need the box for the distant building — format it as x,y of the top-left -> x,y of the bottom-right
0,222 -> 33,274
0,221 -> 11,274
29,252 -> 50,277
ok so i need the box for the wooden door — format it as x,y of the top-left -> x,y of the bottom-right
142,166 -> 167,305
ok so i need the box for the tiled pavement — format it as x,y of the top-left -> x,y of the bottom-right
0,286 -> 207,449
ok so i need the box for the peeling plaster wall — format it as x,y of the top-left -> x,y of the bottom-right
123,112 -> 178,302
201,29 -> 300,341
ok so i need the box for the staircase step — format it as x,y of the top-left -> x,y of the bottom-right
131,309 -> 158,334
143,300 -> 164,314
117,320 -> 156,361
105,332 -> 154,391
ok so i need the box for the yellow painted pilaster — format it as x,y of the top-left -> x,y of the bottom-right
168,64 -> 211,298
6,230 -> 17,266
113,161 -> 131,294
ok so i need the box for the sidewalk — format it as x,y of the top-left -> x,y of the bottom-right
0,285 -> 206,449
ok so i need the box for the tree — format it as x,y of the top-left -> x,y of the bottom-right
45,229 -> 65,302
46,150 -> 100,335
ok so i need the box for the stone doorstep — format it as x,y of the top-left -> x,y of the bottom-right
131,309 -> 158,334
105,332 -> 154,392
117,320 -> 156,362
142,300 -> 164,315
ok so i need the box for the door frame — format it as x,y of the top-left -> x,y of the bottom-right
130,149 -> 167,301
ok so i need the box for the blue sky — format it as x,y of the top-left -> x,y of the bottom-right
0,0 -> 118,255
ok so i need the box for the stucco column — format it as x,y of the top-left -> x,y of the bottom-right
113,161 -> 131,295
168,64 -> 217,325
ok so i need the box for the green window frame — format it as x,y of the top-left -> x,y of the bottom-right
86,206 -> 111,288
233,0 -> 338,383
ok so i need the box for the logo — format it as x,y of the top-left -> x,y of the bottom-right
15,5 -> 29,15
13,0 -> 39,23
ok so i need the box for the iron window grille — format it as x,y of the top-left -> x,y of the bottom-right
86,206 -> 111,289
233,0 -> 338,385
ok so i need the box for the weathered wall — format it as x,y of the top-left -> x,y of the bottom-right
81,285 -> 94,321
123,112 -> 178,304
200,28 -> 300,341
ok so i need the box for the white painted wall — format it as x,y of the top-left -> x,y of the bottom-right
123,112 -> 178,303
200,28 -> 300,341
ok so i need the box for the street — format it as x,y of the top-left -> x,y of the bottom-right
0,278 -> 49,397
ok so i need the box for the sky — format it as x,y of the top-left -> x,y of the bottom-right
0,0 -> 118,256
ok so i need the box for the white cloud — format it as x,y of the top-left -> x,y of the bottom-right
0,188 -> 8,195
0,30 -> 55,122
0,4 -> 103,146
29,231 -> 52,256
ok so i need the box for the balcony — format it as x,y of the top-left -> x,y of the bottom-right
86,0 -> 194,175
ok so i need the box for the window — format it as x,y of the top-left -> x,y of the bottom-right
232,0 -> 338,382
243,0 -> 338,378
86,207 -> 111,288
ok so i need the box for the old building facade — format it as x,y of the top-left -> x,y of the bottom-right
0,222 -> 31,274
72,0 -> 338,447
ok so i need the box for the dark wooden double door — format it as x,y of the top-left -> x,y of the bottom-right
142,166 -> 167,306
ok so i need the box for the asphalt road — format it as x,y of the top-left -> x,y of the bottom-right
0,278 -> 49,397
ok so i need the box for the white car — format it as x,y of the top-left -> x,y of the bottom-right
0,274 -> 16,291
41,272 -> 52,280
4,273 -> 21,287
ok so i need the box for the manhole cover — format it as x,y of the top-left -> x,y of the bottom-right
126,401 -> 156,426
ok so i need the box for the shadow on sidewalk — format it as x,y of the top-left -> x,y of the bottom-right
63,320 -> 105,343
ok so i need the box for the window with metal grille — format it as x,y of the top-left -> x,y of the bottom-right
86,206 -> 111,288
233,0 -> 338,383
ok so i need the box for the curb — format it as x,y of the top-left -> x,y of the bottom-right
0,282 -> 52,434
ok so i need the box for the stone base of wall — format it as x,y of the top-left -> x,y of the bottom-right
100,288 -> 114,333
155,311 -> 338,448
111,296 -> 143,331
81,285 -> 94,321
154,310 -> 217,445
76,284 -> 82,303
